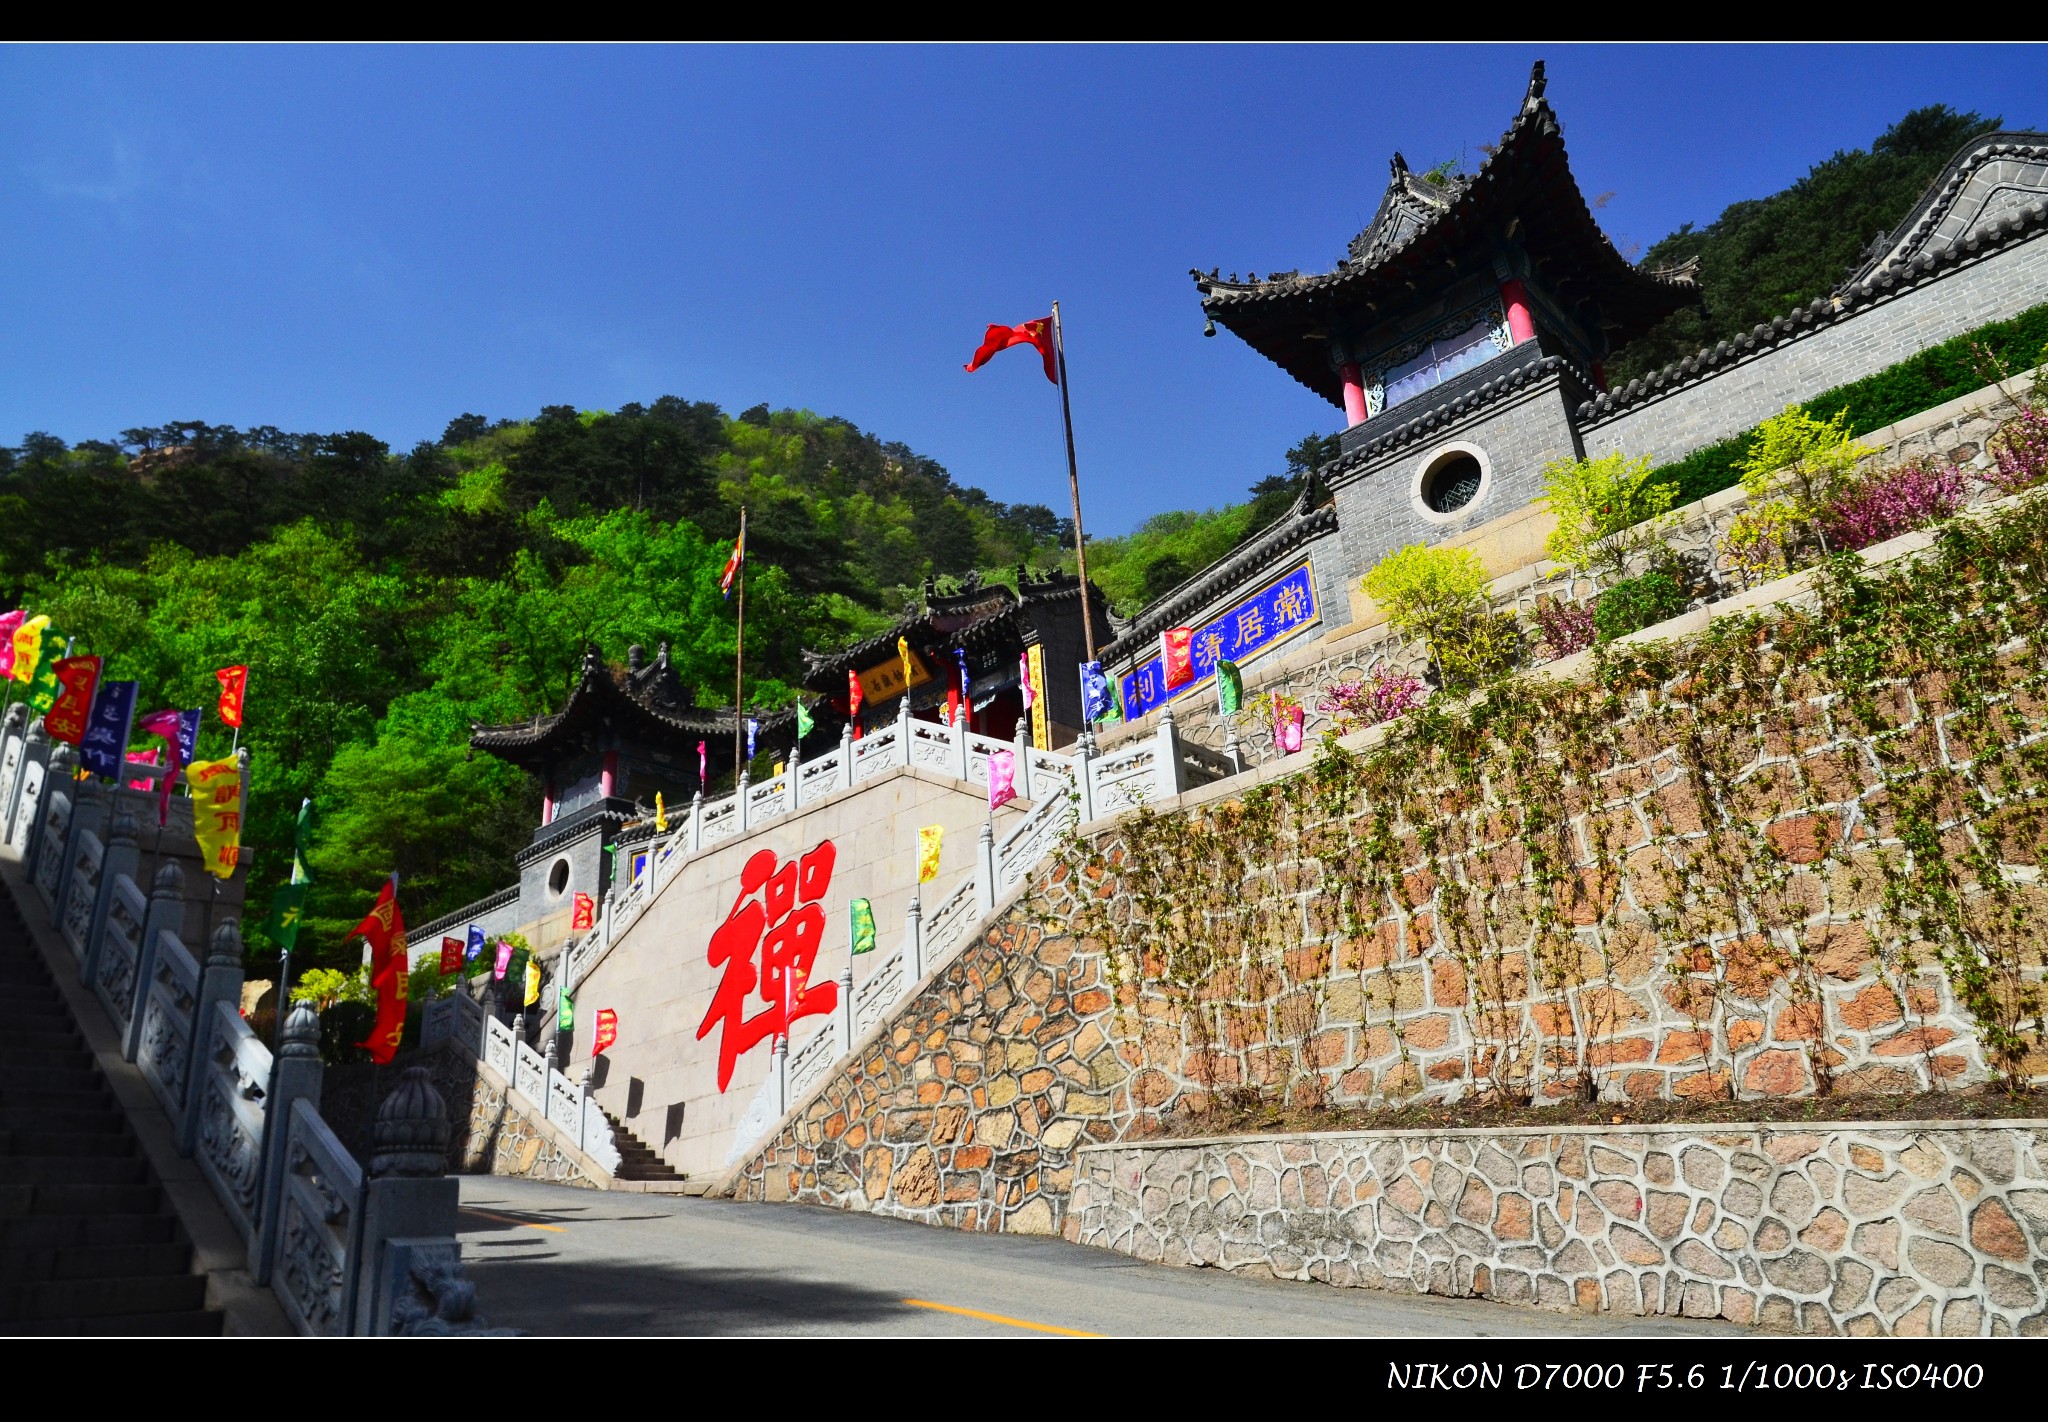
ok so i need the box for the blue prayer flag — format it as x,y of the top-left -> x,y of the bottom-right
79,679 -> 139,781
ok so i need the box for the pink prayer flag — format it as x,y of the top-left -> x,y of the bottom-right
0,610 -> 23,679
124,747 -> 160,791
1018,652 -> 1033,708
493,939 -> 514,980
698,740 -> 707,784
1275,700 -> 1305,755
988,748 -> 1017,811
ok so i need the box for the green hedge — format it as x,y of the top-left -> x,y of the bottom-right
1645,300 -> 2048,508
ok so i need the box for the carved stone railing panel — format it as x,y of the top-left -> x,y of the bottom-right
196,1001 -> 271,1252
276,1099 -> 364,1338
545,1070 -> 581,1136
788,1021 -> 840,1098
746,776 -> 788,825
92,873 -> 148,1037
906,720 -> 955,773
513,1039 -> 546,1106
921,875 -> 981,964
483,1014 -> 516,1081
852,726 -> 901,782
700,798 -> 741,844
32,789 -> 71,910
580,1103 -> 621,1174
796,752 -> 842,805
1090,744 -> 1158,817
138,929 -> 199,1117
60,828 -> 105,959
853,949 -> 904,1037
998,794 -> 1076,893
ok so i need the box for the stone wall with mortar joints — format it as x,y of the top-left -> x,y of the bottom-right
1070,1124 -> 2048,1336
1583,236 -> 2048,466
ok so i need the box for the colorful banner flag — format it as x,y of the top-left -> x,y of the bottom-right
963,317 -> 1057,383
214,665 -> 249,729
1018,651 -> 1034,709
45,656 -> 102,746
897,636 -> 914,690
917,825 -> 943,884
847,668 -> 863,732
697,740 -> 707,785
796,700 -> 814,739
524,955 -> 541,1007
124,747 -> 160,791
1275,698 -> 1305,755
25,629 -> 69,713
1161,627 -> 1194,692
1216,658 -> 1244,716
571,891 -> 595,932
8,615 -> 48,686
290,799 -> 314,885
557,975 -> 574,1032
594,1008 -> 619,1054
80,677 -> 138,780
1081,660 -> 1112,723
186,756 -> 243,879
353,875 -> 408,1064
849,897 -> 876,956
439,936 -> 463,976
466,924 -> 486,962
655,791 -> 668,833
946,685 -> 960,728
745,718 -> 758,761
988,748 -> 1017,811
719,527 -> 745,598
138,708 -> 185,825
1027,644 -> 1048,751
265,883 -> 308,953
0,611 -> 25,679
954,647 -> 971,707
493,938 -> 513,980
174,708 -> 201,767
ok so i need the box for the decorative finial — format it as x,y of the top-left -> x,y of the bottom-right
208,916 -> 243,969
153,859 -> 185,895
371,1066 -> 451,1178
1390,151 -> 1409,177
281,1001 -> 322,1059
25,716 -> 47,744
1524,59 -> 1547,108
110,809 -> 140,846
2,703 -> 24,731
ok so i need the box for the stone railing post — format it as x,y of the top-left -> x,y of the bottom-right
773,1034 -> 788,1120
1223,721 -> 1246,776
353,1066 -> 460,1336
1012,720 -> 1031,801
253,1002 -> 324,1286
80,807 -> 141,987
8,717 -> 51,853
126,860 -> 186,1060
182,917 -> 246,1156
785,751 -> 800,814
838,723 -> 854,791
1073,734 -> 1096,824
1155,702 -> 1184,801
837,961 -> 854,1054
904,894 -> 924,986
896,695 -> 912,768
26,741 -> 75,886
954,712 -> 971,782
736,770 -> 751,832
688,791 -> 704,853
0,703 -> 26,823
976,820 -> 996,913
51,770 -> 107,930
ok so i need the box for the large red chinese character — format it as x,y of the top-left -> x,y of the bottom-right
696,841 -> 839,1092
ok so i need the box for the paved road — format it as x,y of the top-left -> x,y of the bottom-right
457,1177 -> 1734,1337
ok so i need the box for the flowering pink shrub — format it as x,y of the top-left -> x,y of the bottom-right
1988,405 -> 2048,495
1820,458 -> 1965,552
1530,596 -> 1597,658
1318,666 -> 1425,730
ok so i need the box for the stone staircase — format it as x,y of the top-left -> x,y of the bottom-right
601,1111 -> 691,1193
0,891 -> 219,1334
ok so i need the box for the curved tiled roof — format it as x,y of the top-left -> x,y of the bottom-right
1579,135 -> 2048,426
1327,348 -> 1597,479
1104,485 -> 1338,662
799,567 -> 1109,688
1193,62 -> 1697,410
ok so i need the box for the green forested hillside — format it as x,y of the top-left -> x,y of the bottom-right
0,403 -> 1072,956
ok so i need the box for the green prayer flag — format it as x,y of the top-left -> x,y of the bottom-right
290,799 -> 315,885
25,627 -> 69,714
558,975 -> 574,1032
1216,659 -> 1244,716
266,882 -> 309,952
1105,675 -> 1124,723
849,897 -> 876,955
796,700 -> 815,738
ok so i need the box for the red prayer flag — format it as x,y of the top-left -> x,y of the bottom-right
847,667 -> 863,723
352,875 -> 409,1064
439,935 -> 463,976
136,707 -> 186,827
45,656 -> 102,745
594,1008 -> 619,1055
719,529 -> 744,599
214,665 -> 248,729
571,891 -> 596,932
964,318 -> 1057,384
1161,626 -> 1194,691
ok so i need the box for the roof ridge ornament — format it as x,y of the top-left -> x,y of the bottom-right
1523,59 -> 1547,111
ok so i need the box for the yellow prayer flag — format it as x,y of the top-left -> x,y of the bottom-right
184,756 -> 243,881
897,635 -> 913,689
10,615 -> 48,685
525,955 -> 541,1006
655,792 -> 668,833
917,824 -> 942,883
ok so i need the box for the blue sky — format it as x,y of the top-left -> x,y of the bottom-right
1,44 -> 2039,534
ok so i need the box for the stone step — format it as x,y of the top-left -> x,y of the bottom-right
0,1157 -> 152,1188
0,1213 -> 179,1249
0,1130 -> 139,1159
7,1307 -> 222,1336
0,1182 -> 166,1218
0,1106 -> 130,1135
0,1240 -> 194,1282
0,1086 -> 118,1113
0,1270 -> 210,1323
0,1063 -> 101,1090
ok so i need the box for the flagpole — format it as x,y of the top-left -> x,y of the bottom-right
1050,302 -> 1098,667
733,505 -> 747,782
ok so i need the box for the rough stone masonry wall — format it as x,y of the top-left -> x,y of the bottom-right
1070,1123 -> 2048,1337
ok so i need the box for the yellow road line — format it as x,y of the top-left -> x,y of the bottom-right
903,1298 -> 1099,1337
461,1207 -> 566,1233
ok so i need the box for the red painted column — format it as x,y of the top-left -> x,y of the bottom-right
1340,363 -> 1368,427
600,751 -> 617,799
1499,279 -> 1537,345
542,781 -> 555,825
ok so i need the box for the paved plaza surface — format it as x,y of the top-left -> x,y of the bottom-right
457,1177 -> 1736,1337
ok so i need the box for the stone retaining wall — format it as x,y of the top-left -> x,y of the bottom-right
1069,1122 -> 2048,1336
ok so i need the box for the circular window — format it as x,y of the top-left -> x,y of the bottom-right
1410,441 -> 1492,524
548,858 -> 570,896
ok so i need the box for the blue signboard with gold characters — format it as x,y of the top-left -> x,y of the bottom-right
1120,561 -> 1317,719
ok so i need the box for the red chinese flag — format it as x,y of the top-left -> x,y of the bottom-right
964,318 -> 1057,384
594,1009 -> 619,1055
571,891 -> 595,932
353,875 -> 409,1065
214,665 -> 248,729
1161,626 -> 1194,691
46,655 -> 102,745
439,936 -> 463,976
